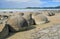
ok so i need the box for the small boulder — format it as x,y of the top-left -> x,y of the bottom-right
32,14 -> 49,24
48,12 -> 55,16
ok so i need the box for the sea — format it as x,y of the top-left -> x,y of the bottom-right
0,8 -> 60,12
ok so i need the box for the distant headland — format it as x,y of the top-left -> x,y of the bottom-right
26,6 -> 60,9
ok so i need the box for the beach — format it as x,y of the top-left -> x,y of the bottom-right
0,9 -> 60,39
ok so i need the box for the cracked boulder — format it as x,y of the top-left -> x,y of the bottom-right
0,23 -> 9,39
23,12 -> 35,25
7,15 -> 28,32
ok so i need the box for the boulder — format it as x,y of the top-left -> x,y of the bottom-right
32,12 -> 41,16
42,11 -> 55,16
17,12 -> 24,16
7,15 -> 28,32
14,12 -> 24,16
32,14 -> 49,24
23,12 -> 35,25
48,12 -> 55,16
0,24 -> 9,39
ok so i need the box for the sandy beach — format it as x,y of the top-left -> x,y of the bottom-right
0,10 -> 60,39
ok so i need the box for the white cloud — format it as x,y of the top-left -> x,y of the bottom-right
5,0 -> 46,5
5,0 -> 46,4
6,0 -> 30,2
28,0 -> 43,4
6,0 -> 46,3
5,0 -> 47,7
52,0 -> 60,2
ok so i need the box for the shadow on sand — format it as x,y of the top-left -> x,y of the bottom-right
5,25 -> 36,39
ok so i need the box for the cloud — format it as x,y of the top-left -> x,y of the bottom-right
6,0 -> 30,2
24,0 -> 47,7
5,0 -> 47,6
52,0 -> 60,2
28,0 -> 46,4
5,0 -> 46,3
40,0 -> 60,2
2,0 -> 47,8
5,0 -> 46,4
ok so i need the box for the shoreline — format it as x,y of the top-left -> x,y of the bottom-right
0,9 -> 60,12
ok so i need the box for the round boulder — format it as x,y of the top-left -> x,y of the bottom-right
31,12 -> 42,15
14,12 -> 24,16
7,15 -> 28,32
16,12 -> 24,16
23,12 -> 35,25
32,14 -> 49,24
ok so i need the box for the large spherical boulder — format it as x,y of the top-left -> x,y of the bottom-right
32,14 -> 49,24
0,24 -> 9,39
7,15 -> 28,32
23,12 -> 35,25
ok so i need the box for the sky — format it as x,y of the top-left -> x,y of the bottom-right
0,0 -> 60,8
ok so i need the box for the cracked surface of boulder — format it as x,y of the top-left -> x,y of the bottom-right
0,23 -> 9,39
7,15 -> 28,32
23,12 -> 35,25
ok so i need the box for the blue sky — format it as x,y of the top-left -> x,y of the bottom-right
0,0 -> 60,8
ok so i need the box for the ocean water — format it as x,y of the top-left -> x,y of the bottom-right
0,9 -> 60,12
